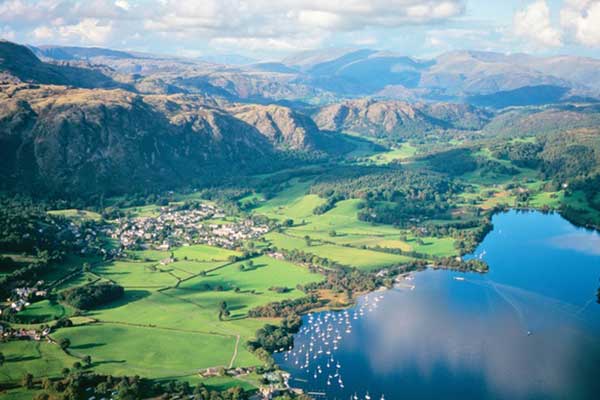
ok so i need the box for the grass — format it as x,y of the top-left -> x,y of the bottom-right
364,143 -> 418,164
53,323 -> 244,378
266,230 -> 415,270
252,179 -> 323,221
10,254 -> 323,384
15,300 -> 73,323
257,184 -> 459,268
94,260 -> 182,288
173,245 -> 241,262
0,387 -> 45,400
47,209 -> 102,221
529,190 -> 564,208
0,341 -> 78,382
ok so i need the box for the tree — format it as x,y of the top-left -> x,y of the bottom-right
72,361 -> 82,370
83,355 -> 92,366
218,301 -> 229,320
304,235 -> 311,246
0,352 -> 4,366
59,338 -> 71,350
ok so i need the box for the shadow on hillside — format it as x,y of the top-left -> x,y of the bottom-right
71,342 -> 106,350
91,289 -> 152,312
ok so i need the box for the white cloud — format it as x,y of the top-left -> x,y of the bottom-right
560,0 -> 600,46
32,25 -> 55,41
32,18 -> 113,45
115,0 -> 130,11
4,0 -> 599,57
139,0 -> 465,54
513,0 -> 562,47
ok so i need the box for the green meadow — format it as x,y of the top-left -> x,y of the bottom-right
15,300 -> 73,323
0,341 -> 79,382
0,246 -> 323,385
258,189 -> 459,269
364,143 -> 418,164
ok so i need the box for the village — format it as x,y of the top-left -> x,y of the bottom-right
111,203 -> 270,251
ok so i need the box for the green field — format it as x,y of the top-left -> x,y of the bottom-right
15,300 -> 73,323
2,251 -> 322,384
53,324 -> 242,378
47,208 -> 102,221
258,191 -> 458,268
365,144 -> 418,164
0,341 -> 79,382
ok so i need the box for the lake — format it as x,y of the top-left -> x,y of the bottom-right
274,210 -> 600,399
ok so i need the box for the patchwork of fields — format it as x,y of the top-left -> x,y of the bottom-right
2,141 -> 598,396
0,244 -> 322,386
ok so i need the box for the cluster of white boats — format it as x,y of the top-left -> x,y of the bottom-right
277,293 -> 387,400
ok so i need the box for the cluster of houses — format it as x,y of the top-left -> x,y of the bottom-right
0,324 -> 51,341
111,204 -> 269,250
199,367 -> 298,400
4,283 -> 47,313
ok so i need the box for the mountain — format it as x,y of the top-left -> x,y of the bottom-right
29,45 -> 138,61
482,103 -> 600,137
467,85 -> 573,108
228,104 -> 353,154
198,54 -> 256,65
286,49 -> 429,95
0,40 -> 126,89
2,39 -> 600,199
0,84 -> 280,196
284,48 -> 600,104
313,99 -> 491,138
17,42 -> 600,105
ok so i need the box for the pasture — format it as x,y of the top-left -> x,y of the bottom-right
0,341 -> 78,382
15,300 -> 73,323
365,143 -> 418,164
1,248 -> 323,385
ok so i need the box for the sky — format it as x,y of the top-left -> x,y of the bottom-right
1,0 -> 599,60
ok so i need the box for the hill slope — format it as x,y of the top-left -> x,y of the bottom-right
313,99 -> 491,138
0,85 -> 276,196
0,40 -> 125,89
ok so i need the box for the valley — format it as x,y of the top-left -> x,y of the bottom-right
0,38 -> 599,400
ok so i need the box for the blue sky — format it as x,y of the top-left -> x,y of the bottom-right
0,0 -> 599,59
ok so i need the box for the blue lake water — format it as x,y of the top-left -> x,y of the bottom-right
274,210 -> 600,399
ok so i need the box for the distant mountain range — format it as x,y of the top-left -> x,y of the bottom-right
1,40 -> 600,197
13,42 -> 600,106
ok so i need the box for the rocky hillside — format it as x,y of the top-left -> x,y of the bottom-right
229,104 -> 319,149
313,99 -> 491,138
0,84 -> 277,197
